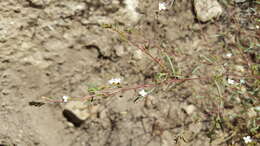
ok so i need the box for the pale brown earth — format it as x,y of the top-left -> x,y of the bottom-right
0,0 -> 259,146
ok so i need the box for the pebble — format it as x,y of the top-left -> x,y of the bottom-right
194,0 -> 223,22
182,105 -> 196,115
63,101 -> 100,127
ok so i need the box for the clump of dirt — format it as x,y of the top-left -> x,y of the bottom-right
0,0 -> 259,146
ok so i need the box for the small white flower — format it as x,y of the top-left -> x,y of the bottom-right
139,89 -> 148,97
226,53 -> 232,58
243,136 -> 252,143
62,95 -> 69,103
159,2 -> 167,11
108,78 -> 122,85
254,106 -> 260,112
228,78 -> 236,85
240,79 -> 245,84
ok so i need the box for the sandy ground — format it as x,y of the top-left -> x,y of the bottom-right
0,0 -> 259,146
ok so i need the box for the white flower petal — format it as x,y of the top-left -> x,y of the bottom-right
108,78 -> 122,84
243,136 -> 252,143
228,78 -> 235,85
139,89 -> 148,97
226,53 -> 232,58
159,2 -> 167,11
62,96 -> 69,103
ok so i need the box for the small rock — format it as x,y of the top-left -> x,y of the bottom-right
194,0 -> 223,22
63,101 -> 100,127
182,105 -> 196,115
113,0 -> 140,25
2,89 -> 10,95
